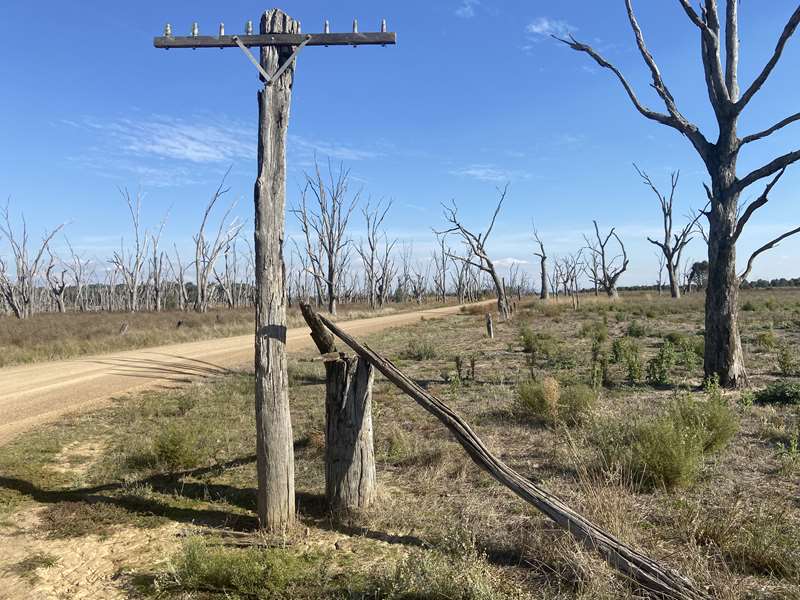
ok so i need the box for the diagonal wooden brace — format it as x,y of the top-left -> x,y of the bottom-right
232,34 -> 312,86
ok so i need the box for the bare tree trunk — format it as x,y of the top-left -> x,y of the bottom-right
705,180 -> 746,387
667,262 -> 680,299
253,8 -> 297,533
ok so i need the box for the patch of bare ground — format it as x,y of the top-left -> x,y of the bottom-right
0,290 -> 798,598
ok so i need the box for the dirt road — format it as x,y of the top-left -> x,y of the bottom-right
0,302 -> 483,445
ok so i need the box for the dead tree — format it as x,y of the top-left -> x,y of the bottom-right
585,221 -> 629,298
194,171 -> 243,313
438,186 -> 511,319
45,250 -> 68,313
558,2 -> 800,386
559,251 -> 584,310
149,216 -> 168,312
214,240 -> 240,309
66,239 -> 92,312
0,203 -> 64,318
110,189 -> 148,313
532,224 -> 549,300
300,304 -> 376,512
431,234 -> 449,303
655,251 -> 666,295
167,245 -> 191,311
635,166 -> 703,299
356,200 -> 395,310
291,158 -> 359,315
410,261 -> 430,304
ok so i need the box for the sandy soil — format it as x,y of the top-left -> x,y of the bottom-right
0,302 -> 488,446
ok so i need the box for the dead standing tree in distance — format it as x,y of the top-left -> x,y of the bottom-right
437,185 -> 511,319
194,171 -> 243,313
356,199 -> 396,310
292,159 -> 359,315
154,11 -> 396,532
584,221 -> 629,299
532,224 -> 549,300
110,189 -> 148,313
634,165 -> 703,299
300,303 -> 376,513
0,203 -> 64,319
557,1 -> 800,387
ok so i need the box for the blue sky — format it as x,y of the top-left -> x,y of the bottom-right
1,1 -> 798,284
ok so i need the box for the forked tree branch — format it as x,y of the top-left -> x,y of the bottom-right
736,149 -> 800,193
740,112 -> 800,145
736,6 -> 800,111
733,168 -> 786,242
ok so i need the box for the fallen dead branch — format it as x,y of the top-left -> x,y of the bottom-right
314,310 -> 710,600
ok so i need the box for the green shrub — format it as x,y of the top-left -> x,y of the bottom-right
742,300 -> 758,312
664,332 -> 687,346
624,342 -> 643,384
676,336 -> 703,369
162,538 -> 322,599
560,384 -> 597,426
776,344 -> 797,376
646,341 -> 678,386
371,546 -> 519,600
590,339 -> 611,389
671,392 -> 739,453
627,320 -> 647,338
520,327 -> 559,359
152,423 -> 204,470
754,381 -> 800,405
402,339 -> 437,361
755,328 -> 778,352
593,393 -> 737,490
579,320 -> 608,343
515,378 -> 595,427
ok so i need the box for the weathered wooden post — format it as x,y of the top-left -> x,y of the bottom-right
485,313 -> 494,339
152,14 -> 395,531
252,9 -> 298,532
300,303 -> 376,512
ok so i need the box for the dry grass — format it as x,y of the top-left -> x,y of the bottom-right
0,289 -> 799,598
0,300 -> 445,367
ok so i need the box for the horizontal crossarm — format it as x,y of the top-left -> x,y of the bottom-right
154,32 -> 396,49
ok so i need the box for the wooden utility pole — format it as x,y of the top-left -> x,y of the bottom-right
154,10 -> 396,532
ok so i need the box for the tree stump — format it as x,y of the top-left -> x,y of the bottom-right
325,354 -> 377,511
300,303 -> 376,512
485,313 -> 494,339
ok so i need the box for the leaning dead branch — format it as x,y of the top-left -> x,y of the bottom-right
313,311 -> 709,600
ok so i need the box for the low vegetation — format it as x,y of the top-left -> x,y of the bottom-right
0,290 -> 798,598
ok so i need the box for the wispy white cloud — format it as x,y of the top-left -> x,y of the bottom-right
525,17 -> 576,39
289,135 -> 385,163
494,257 -> 530,268
455,0 -> 480,19
64,114 -> 253,163
450,164 -> 531,183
